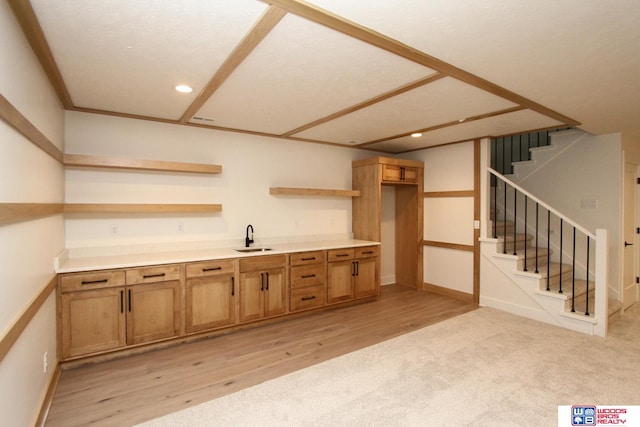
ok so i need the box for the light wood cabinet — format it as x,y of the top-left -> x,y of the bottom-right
239,255 -> 286,322
58,245 -> 376,361
125,265 -> 182,345
327,246 -> 379,304
353,157 -> 424,288
59,265 -> 182,359
289,250 -> 326,312
185,259 -> 236,333
381,164 -> 419,184
59,271 -> 126,359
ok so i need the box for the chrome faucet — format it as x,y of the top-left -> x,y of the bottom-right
245,224 -> 254,247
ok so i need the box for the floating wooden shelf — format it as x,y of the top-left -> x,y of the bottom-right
64,154 -> 222,174
63,204 -> 222,214
269,187 -> 361,197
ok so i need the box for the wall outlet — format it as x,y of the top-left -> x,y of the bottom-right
43,351 -> 48,373
111,224 -> 119,235
178,222 -> 184,233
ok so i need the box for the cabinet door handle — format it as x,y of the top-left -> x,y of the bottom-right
301,274 -> 316,279
143,273 -> 165,279
352,261 -> 356,277
301,257 -> 316,261
355,261 -> 359,276
400,166 -> 405,181
120,290 -> 124,313
231,276 -> 235,296
301,296 -> 316,301
81,279 -> 108,285
128,289 -> 132,312
265,272 -> 270,291
260,273 -> 264,291
203,267 -> 222,272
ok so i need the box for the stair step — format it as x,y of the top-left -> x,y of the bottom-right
497,233 -> 533,252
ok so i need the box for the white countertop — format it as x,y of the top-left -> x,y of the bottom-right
55,239 -> 379,273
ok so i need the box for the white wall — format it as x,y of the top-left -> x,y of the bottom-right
403,141 -> 476,294
0,2 -> 65,426
64,111 -> 380,249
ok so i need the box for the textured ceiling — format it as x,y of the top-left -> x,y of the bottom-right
18,0 -> 640,153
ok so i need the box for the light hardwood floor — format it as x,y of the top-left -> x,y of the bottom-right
45,285 -> 477,426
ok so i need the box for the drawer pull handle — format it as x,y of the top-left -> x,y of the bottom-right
301,257 -> 316,261
335,253 -> 349,257
301,296 -> 316,301
203,267 -> 222,272
362,251 -> 374,255
301,274 -> 316,279
143,273 -> 166,279
81,279 -> 109,285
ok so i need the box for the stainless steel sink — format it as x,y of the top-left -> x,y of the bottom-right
234,247 -> 272,253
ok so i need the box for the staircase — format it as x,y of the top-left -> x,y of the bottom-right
480,130 -> 618,337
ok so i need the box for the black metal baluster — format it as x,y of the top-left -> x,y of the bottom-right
571,227 -> 576,312
535,203 -> 539,274
585,237 -> 590,316
513,187 -> 517,256
546,210 -> 551,291
493,174 -> 497,238
559,219 -> 563,294
524,196 -> 528,271
503,181 -> 507,254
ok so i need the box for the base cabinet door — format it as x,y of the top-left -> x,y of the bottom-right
264,269 -> 286,317
60,288 -> 126,359
327,260 -> 355,303
239,271 -> 265,323
126,281 -> 181,345
354,257 -> 378,298
186,275 -> 235,333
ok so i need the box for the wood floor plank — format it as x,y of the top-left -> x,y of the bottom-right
45,285 -> 476,426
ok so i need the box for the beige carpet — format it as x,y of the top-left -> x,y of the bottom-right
139,305 -> 640,427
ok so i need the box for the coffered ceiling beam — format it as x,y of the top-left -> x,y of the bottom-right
179,6 -> 287,124
282,72 -> 445,137
7,0 -> 73,108
359,106 -> 527,147
261,0 -> 580,127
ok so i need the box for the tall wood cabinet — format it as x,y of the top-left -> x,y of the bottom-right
352,157 -> 424,288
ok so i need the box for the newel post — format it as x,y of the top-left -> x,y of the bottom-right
594,228 -> 609,337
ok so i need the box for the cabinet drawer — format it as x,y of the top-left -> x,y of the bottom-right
60,270 -> 125,293
327,248 -> 355,262
381,164 -> 419,183
126,264 -> 182,285
355,246 -> 379,258
186,259 -> 235,278
290,264 -> 325,289
290,250 -> 325,266
239,254 -> 286,272
290,285 -> 325,312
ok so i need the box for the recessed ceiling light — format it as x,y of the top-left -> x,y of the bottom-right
175,84 -> 193,93
411,133 -> 423,138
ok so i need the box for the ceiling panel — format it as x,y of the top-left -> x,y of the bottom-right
192,13 -> 435,135
30,0 -> 268,119
293,77 -> 518,144
365,109 -> 564,153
